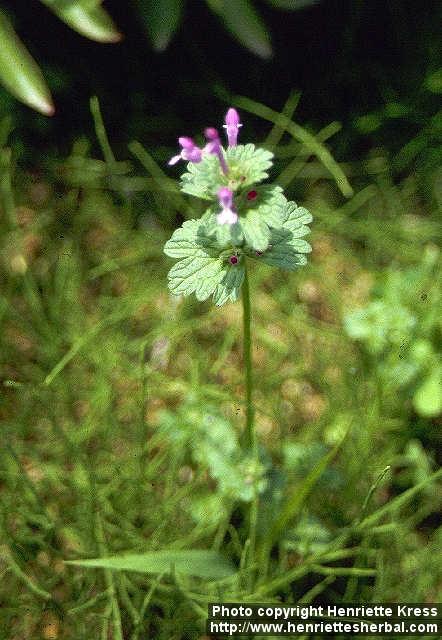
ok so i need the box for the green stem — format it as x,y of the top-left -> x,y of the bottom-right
242,264 -> 254,450
241,262 -> 259,588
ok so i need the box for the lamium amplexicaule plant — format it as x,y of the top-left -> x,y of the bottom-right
164,108 -> 313,575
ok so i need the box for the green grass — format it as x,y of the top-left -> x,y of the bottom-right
0,106 -> 441,639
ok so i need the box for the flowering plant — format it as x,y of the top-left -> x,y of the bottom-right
164,108 -> 313,306
163,108 -> 314,579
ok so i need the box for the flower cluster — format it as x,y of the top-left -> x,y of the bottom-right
164,108 -> 313,306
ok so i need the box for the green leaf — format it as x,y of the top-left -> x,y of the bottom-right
281,199 -> 313,230
136,0 -> 183,51
252,198 -> 312,270
164,218 -> 244,305
168,255 -> 225,300
226,144 -> 274,189
208,185 -> 286,252
40,0 -> 121,43
180,144 -> 274,201
258,228 -> 308,270
0,11 -> 54,115
66,549 -> 236,579
209,0 -> 272,59
424,68 -> 442,94
164,218 -> 220,257
239,185 -> 286,228
413,368 -> 442,418
241,210 -> 271,251
181,154 -> 224,200
213,262 -> 245,305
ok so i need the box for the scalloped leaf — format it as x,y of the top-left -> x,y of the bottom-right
226,143 -> 274,188
241,210 -> 271,251
180,144 -> 274,201
213,262 -> 245,306
251,198 -> 313,270
168,255 -> 224,299
163,218 -> 220,257
164,218 -> 245,305
236,184 -> 286,228
282,200 -> 313,230
203,185 -> 287,252
180,154 -> 224,200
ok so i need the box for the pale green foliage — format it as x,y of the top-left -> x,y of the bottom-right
202,185 -> 287,251
252,199 -> 312,270
158,400 -> 268,506
164,219 -> 245,304
165,141 -> 312,304
180,144 -> 273,199
226,144 -> 274,187
181,153 -> 224,200
344,247 -> 441,417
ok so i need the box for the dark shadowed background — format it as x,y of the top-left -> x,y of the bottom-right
3,0 -> 441,162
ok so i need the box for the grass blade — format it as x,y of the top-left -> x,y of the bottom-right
66,549 -> 236,580
226,93 -> 353,196
264,91 -> 301,148
358,467 -> 442,531
258,424 -> 350,577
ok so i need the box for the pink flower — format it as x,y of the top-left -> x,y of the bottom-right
216,187 -> 238,225
168,136 -> 202,165
223,108 -> 242,147
204,128 -> 228,175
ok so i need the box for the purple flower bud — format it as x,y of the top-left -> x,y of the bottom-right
204,128 -> 228,175
178,136 -> 195,149
204,127 -> 219,141
223,108 -> 242,147
218,186 -> 233,208
229,255 -> 238,265
168,136 -> 202,165
216,187 -> 238,225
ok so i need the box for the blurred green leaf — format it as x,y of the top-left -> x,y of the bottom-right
425,69 -> 442,94
207,0 -> 272,59
40,0 -> 122,42
413,368 -> 442,418
0,11 -> 54,115
66,549 -> 236,579
266,0 -> 320,9
135,0 -> 183,52
354,113 -> 383,134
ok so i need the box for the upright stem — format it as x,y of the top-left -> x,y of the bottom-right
242,264 -> 255,451
241,262 -> 258,587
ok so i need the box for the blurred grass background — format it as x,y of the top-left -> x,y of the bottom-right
0,1 -> 441,639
